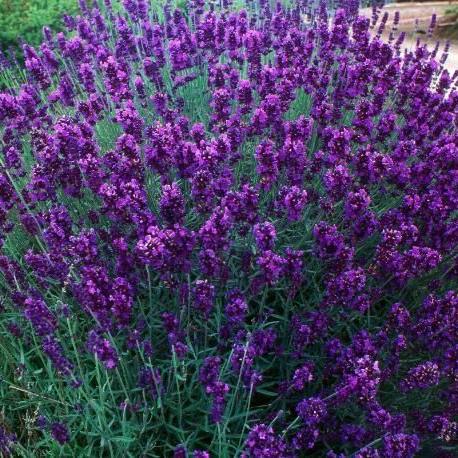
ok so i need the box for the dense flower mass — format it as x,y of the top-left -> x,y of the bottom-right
0,0 -> 457,456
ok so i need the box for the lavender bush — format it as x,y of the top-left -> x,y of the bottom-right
0,0 -> 457,456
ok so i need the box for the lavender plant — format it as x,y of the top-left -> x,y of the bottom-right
0,0 -> 457,456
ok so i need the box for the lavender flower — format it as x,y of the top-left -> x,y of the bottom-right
291,363 -> 314,391
382,433 -> 420,458
0,0 -> 456,455
0,427 -> 16,456
51,422 -> 70,445
225,289 -> 248,325
253,222 -> 276,251
400,362 -> 440,392
199,356 -> 230,423
243,424 -> 288,458
86,330 -> 119,370
296,397 -> 327,426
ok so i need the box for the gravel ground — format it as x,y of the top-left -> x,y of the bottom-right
360,2 -> 458,73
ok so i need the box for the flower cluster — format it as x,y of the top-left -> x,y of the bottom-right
199,356 -> 230,423
0,0 -> 456,456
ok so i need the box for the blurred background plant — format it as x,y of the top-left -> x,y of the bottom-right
444,4 -> 458,39
0,0 -> 79,56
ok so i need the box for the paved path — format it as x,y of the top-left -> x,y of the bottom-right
361,2 -> 458,73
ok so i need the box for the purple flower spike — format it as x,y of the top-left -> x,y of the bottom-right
51,422 -> 70,445
296,397 -> 327,426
